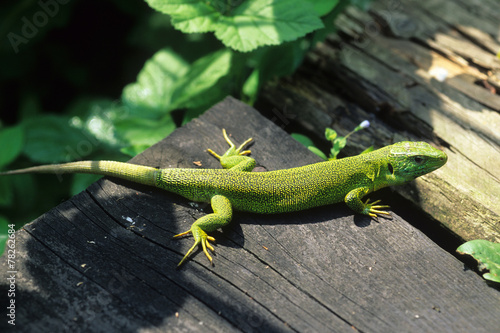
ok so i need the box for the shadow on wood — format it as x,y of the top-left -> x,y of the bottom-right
1,97 -> 499,332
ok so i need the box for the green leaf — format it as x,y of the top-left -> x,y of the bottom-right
7,173 -> 37,212
67,98 -> 125,149
307,0 -> 340,16
71,174 -> 102,195
123,48 -> 231,114
247,39 -> 310,88
146,0 -> 323,52
122,48 -> 234,155
115,115 -> 176,156
335,137 -> 347,149
181,105 -> 208,126
170,49 -> 233,110
122,48 -> 189,115
22,115 -> 92,163
457,240 -> 500,283
215,0 -> 323,52
146,0 -> 221,33
291,133 -> 314,147
308,146 -> 328,160
329,136 -> 347,159
325,127 -> 337,141
0,125 -> 24,168
242,68 -> 260,104
0,177 -> 13,207
0,217 -> 10,257
120,145 -> 152,157
0,172 -> 37,210
309,0 -> 346,45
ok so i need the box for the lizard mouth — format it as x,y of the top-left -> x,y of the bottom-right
420,151 -> 448,175
432,151 -> 448,169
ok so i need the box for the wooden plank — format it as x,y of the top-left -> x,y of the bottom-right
1,97 -> 500,332
259,0 -> 500,243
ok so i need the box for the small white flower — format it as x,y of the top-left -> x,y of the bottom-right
359,120 -> 370,129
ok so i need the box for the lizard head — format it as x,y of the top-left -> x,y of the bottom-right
383,141 -> 447,186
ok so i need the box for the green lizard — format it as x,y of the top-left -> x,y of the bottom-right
0,129 -> 447,266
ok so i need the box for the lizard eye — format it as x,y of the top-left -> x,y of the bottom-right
413,156 -> 424,164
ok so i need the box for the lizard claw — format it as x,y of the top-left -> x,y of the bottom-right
173,227 -> 216,267
207,129 -> 253,160
364,199 -> 391,218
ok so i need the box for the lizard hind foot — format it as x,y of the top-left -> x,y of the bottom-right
222,128 -> 253,155
207,129 -> 253,160
173,228 -> 216,267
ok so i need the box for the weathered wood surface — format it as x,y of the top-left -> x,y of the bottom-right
259,0 -> 500,243
1,97 -> 500,332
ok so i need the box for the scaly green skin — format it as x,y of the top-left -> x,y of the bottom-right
0,129 -> 447,266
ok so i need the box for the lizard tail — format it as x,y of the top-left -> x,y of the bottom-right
0,161 -> 159,187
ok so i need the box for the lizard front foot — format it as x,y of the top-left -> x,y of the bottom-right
364,198 -> 391,218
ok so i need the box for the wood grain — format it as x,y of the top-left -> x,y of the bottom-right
259,0 -> 500,243
1,97 -> 499,332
